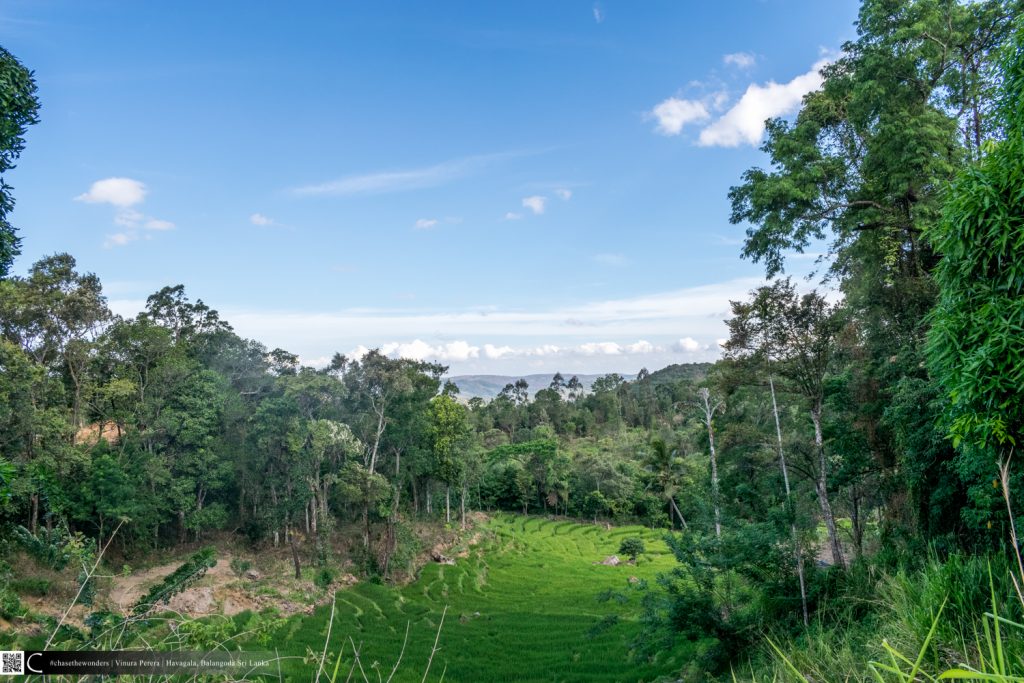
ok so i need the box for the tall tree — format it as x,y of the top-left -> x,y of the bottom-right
726,280 -> 846,568
696,387 -> 725,539
927,23 -> 1024,525
0,46 -> 40,277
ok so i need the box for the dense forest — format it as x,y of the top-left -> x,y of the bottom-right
3,0 -> 1024,680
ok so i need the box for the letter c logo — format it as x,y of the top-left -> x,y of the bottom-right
26,653 -> 43,674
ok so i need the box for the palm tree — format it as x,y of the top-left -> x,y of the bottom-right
645,438 -> 688,529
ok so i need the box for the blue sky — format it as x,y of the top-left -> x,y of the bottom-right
3,0 -> 858,375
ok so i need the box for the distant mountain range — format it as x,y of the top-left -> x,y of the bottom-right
447,373 -> 633,400
447,363 -> 712,400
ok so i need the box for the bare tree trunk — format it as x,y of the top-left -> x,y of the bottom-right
698,388 -> 723,539
461,482 -> 467,529
363,403 -> 387,549
850,484 -> 864,559
812,405 -> 845,569
290,528 -> 301,579
669,496 -> 688,530
30,493 -> 39,535
445,485 -> 451,525
769,372 -> 809,627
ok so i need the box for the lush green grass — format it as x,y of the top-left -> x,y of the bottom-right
270,514 -> 693,682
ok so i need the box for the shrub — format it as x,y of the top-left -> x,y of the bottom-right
9,577 -> 50,596
619,537 -> 646,562
314,566 -> 336,590
229,558 -> 252,578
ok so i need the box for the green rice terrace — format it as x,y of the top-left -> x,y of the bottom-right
272,514 -> 694,682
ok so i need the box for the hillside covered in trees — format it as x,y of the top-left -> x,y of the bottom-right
2,0 -> 1024,681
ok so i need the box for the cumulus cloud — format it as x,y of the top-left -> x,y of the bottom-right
483,343 -> 516,359
504,211 -> 523,221
414,218 -> 438,230
346,337 -> 714,364
579,341 -> 622,356
593,4 -> 604,22
554,188 -> 572,200
649,97 -> 710,136
674,337 -> 701,352
522,195 -> 547,215
78,177 -> 175,247
118,277 -> 822,372
698,59 -> 828,147
75,177 -> 147,207
626,340 -> 656,354
723,52 -> 756,69
250,213 -> 274,226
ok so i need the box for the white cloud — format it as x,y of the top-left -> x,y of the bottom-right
579,341 -> 622,356
103,276 -> 832,372
649,97 -> 711,136
626,340 -> 656,354
522,195 -> 547,215
698,59 -> 828,147
250,213 -> 274,226
114,208 -> 144,227
353,338 -> 690,363
723,52 -> 756,69
104,232 -> 138,248
593,4 -> 604,22
483,343 -> 516,359
554,188 -> 572,200
144,218 -> 175,231
78,177 -> 175,246
504,212 -> 523,221
674,337 -> 701,352
354,339 -> 483,363
75,177 -> 147,207
414,218 -> 439,230
292,151 -> 522,197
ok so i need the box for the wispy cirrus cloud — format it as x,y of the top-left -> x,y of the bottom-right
291,151 -> 526,197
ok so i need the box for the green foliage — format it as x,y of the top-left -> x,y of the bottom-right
618,536 -> 646,562
132,547 -> 216,616
12,525 -> 72,570
927,24 -> 1024,455
0,585 -> 22,619
0,45 -> 40,276
267,514 -> 693,681
313,566 -> 336,589
9,577 -> 50,596
229,557 -> 252,578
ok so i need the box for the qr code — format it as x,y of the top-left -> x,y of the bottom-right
0,651 -> 23,675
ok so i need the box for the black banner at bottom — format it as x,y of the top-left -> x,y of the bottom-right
20,650 -> 277,675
